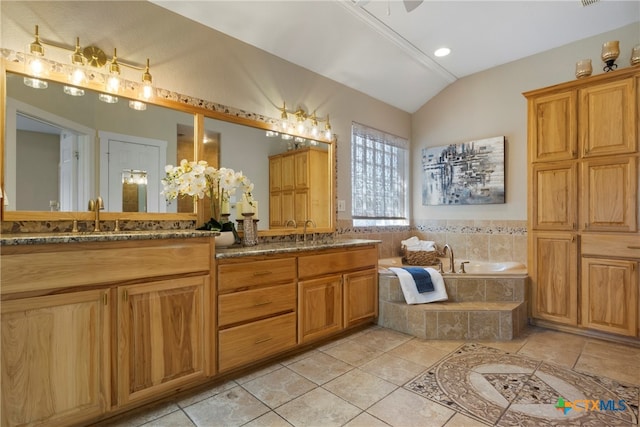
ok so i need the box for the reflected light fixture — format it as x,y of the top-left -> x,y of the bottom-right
128,100 -> 146,111
98,93 -> 118,104
63,85 -> 85,96
23,77 -> 48,89
275,102 -> 333,142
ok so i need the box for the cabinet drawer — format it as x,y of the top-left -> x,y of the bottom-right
298,246 -> 378,279
581,234 -> 640,259
218,283 -> 296,327
218,258 -> 296,292
218,313 -> 297,371
1,239 -> 211,295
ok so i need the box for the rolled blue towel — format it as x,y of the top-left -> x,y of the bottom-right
402,267 -> 434,293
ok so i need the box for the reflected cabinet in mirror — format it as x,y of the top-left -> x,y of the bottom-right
1,62 -> 335,234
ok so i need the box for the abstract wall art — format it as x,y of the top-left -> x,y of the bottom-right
422,136 -> 505,206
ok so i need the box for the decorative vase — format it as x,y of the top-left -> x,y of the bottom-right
215,231 -> 235,248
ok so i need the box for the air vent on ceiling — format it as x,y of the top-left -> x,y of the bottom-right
581,0 -> 600,6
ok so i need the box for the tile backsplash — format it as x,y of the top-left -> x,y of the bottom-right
2,218 -> 528,266
336,219 -> 527,266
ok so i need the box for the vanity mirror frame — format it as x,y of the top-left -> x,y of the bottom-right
0,58 -> 336,236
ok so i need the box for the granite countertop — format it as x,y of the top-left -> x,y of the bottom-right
216,238 -> 381,258
0,229 -> 220,246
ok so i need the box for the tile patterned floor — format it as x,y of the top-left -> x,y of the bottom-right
98,326 -> 640,427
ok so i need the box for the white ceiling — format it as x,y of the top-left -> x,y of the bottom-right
152,0 -> 639,113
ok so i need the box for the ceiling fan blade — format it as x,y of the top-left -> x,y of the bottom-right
403,0 -> 423,12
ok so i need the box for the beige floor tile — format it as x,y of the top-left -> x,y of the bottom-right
177,380 -> 237,408
574,353 -> 640,386
360,353 -> 427,386
521,329 -> 586,353
242,367 -> 316,408
444,413 -> 489,426
323,368 -> 398,409
280,349 -> 320,366
350,327 -> 413,352
387,339 -> 450,368
235,363 -> 284,385
344,412 -> 390,427
242,411 -> 293,427
287,351 -> 354,385
517,342 -> 580,368
321,340 -> 385,366
275,387 -> 361,427
141,410 -> 195,427
183,386 -> 269,427
582,339 -> 640,361
367,388 -> 455,427
419,339 -> 465,353
98,402 -> 181,427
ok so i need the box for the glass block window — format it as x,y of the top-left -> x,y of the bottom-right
351,122 -> 408,225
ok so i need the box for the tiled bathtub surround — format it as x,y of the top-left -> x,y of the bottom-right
378,272 -> 529,340
337,219 -> 528,265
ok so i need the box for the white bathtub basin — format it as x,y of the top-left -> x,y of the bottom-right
378,257 -> 527,275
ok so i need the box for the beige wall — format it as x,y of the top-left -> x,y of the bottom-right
411,22 -> 639,222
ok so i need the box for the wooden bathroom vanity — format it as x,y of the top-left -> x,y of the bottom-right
0,232 -> 378,427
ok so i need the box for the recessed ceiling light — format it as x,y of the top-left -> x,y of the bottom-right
434,47 -> 451,57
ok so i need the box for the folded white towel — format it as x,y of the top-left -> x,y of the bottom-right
401,237 -> 436,252
400,236 -> 420,247
389,267 -> 448,304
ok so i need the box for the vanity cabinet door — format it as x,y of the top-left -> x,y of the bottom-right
579,77 -> 636,158
531,232 -> 578,326
529,90 -> 577,162
343,268 -> 378,328
580,156 -> 637,232
117,276 -> 209,406
1,290 -> 110,427
581,258 -> 638,337
531,161 -> 577,231
298,275 -> 343,343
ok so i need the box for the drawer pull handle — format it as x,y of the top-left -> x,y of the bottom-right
255,337 -> 272,344
628,246 -> 640,250
254,300 -> 272,306
253,271 -> 272,276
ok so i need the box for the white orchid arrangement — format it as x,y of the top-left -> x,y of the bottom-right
162,159 -> 254,230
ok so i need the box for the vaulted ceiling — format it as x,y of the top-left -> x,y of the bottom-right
152,0 -> 640,113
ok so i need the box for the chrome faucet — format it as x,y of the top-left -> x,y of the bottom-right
88,196 -> 104,232
303,219 -> 316,243
443,244 -> 455,273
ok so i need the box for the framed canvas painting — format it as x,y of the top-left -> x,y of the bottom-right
422,136 -> 505,206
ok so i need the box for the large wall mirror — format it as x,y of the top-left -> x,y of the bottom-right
1,61 -> 335,234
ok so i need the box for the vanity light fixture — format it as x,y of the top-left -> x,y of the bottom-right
23,25 -> 155,101
69,37 -> 87,86
274,102 -> 333,142
106,48 -> 121,93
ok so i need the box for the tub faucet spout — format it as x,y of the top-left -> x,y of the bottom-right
443,244 -> 455,273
